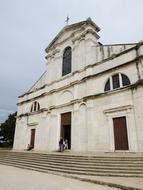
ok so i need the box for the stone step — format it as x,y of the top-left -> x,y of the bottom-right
1,151 -> 143,159
0,151 -> 143,178
0,155 -> 143,167
1,157 -> 143,174
0,158 -> 143,173
0,157 -> 143,171
1,152 -> 143,163
1,160 -> 143,178
2,151 -> 143,159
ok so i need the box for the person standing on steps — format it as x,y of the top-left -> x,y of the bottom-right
64,139 -> 68,150
59,137 -> 64,152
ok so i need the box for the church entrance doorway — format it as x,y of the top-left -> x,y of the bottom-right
61,112 -> 71,149
113,117 -> 129,150
30,129 -> 36,149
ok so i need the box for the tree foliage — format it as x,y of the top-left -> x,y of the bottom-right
0,112 -> 17,147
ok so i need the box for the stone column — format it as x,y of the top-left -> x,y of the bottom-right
86,100 -> 95,151
72,103 -> 88,152
48,110 -> 59,151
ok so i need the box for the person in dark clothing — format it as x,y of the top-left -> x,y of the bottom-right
27,144 -> 33,151
59,137 -> 64,152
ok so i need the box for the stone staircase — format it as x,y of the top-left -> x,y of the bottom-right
0,151 -> 143,178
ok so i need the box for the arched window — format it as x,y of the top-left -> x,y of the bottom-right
30,101 -> 40,112
104,73 -> 131,92
62,47 -> 72,76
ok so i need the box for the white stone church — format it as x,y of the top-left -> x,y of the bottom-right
13,18 -> 143,152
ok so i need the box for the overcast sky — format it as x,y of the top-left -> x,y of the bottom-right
0,0 -> 143,123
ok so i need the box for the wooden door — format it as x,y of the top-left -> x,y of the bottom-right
61,112 -> 71,149
113,117 -> 129,150
30,129 -> 35,149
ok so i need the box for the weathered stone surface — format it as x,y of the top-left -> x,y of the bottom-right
13,19 -> 143,153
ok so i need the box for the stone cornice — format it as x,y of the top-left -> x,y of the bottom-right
100,42 -> 137,47
28,71 -> 47,93
17,80 -> 143,118
21,43 -> 141,99
19,43 -> 143,102
18,53 -> 143,105
103,105 -> 133,114
17,108 -> 49,118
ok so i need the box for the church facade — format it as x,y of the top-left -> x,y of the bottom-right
13,19 -> 143,152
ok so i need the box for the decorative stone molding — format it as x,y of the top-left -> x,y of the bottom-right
103,105 -> 133,115
19,43 -> 140,100
27,122 -> 38,127
79,102 -> 87,108
18,79 -> 142,107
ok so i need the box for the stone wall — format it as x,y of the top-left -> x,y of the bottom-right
13,20 -> 143,152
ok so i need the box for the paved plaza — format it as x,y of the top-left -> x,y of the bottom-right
0,165 -> 119,190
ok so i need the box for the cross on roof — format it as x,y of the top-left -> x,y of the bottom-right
65,16 -> 69,25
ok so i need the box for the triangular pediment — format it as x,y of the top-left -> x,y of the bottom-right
45,19 -> 100,53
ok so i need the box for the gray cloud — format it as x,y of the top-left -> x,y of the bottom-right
0,109 -> 13,123
0,0 -> 143,122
